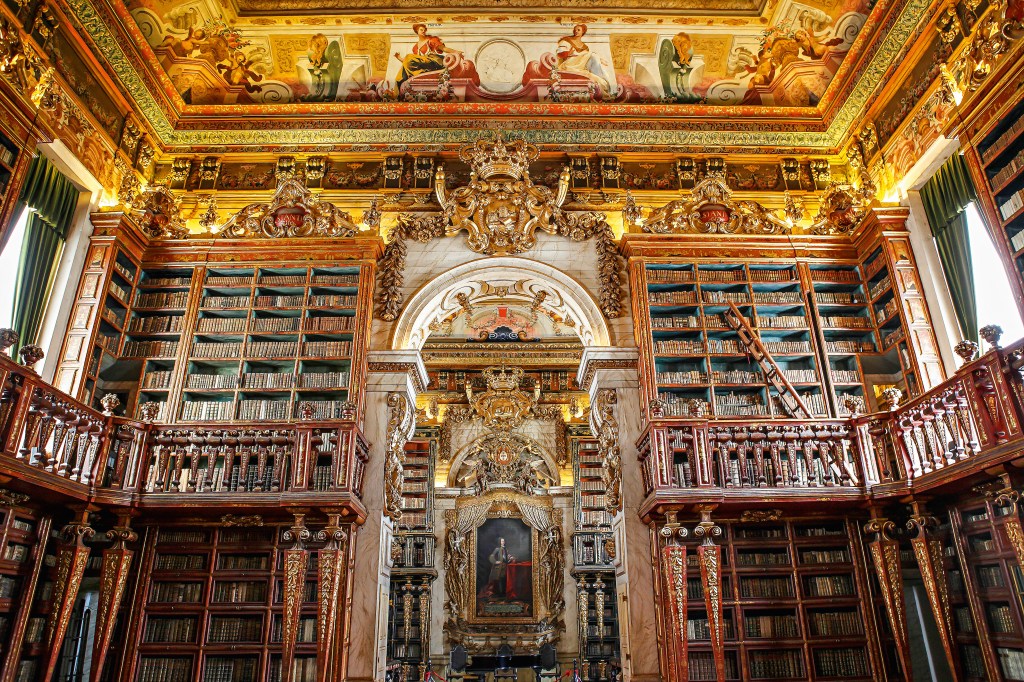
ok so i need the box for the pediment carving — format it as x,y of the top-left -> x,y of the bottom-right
219,177 -> 359,239
641,172 -> 791,235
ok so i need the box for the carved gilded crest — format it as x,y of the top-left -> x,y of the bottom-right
219,177 -> 358,239
133,186 -> 189,239
809,182 -> 870,235
433,135 -> 571,255
642,172 -> 791,235
467,366 -> 539,431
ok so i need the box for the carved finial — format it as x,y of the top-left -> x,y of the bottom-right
339,400 -> 358,421
687,398 -> 706,418
362,196 -> 382,230
199,196 -> 219,232
622,190 -> 642,227
100,393 -> 121,416
954,339 -> 979,363
18,344 -> 43,369
299,402 -> 315,420
0,328 -> 17,355
784,191 -> 805,223
980,324 -> 1003,350
139,401 -> 161,423
880,387 -> 903,411
843,395 -> 866,417
649,398 -> 666,419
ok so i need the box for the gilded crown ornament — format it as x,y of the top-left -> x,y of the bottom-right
467,365 -> 539,431
459,134 -> 540,181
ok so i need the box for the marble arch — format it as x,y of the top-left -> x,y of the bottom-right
389,256 -> 612,350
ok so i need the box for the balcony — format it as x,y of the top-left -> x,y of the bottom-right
0,353 -> 369,519
637,337 -> 1024,518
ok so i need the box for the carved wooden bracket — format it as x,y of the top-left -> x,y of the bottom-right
89,520 -> 138,682
282,514 -> 312,682
864,516 -> 913,679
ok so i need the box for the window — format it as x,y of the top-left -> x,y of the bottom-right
966,203 -> 1024,344
0,206 -> 29,329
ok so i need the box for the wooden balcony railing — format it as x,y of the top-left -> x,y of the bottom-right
0,353 -> 369,507
638,335 -> 1024,502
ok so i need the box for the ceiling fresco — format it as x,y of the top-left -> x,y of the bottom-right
128,0 -> 867,107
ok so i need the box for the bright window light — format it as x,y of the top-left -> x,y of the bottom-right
966,203 -> 1024,343
0,207 -> 29,330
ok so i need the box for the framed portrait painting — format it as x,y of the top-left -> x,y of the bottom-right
473,517 -> 536,620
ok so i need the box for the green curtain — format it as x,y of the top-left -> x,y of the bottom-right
8,155 -> 79,350
920,153 -> 979,343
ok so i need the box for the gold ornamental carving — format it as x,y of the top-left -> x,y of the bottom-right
808,182 -> 873,235
385,391 -> 415,522
45,518 -> 95,681
92,522 -> 137,682
590,389 -> 622,514
467,365 -> 539,431
316,514 -> 348,682
133,186 -> 189,239
281,514 -> 311,682
435,135 -> 570,255
376,134 -> 625,321
641,172 -> 791,235
659,513 -> 689,682
219,177 -> 358,239
221,514 -> 264,527
907,511 -> 957,677
694,509 -> 725,682
864,517 -> 913,677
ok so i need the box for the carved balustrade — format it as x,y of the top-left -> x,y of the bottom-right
638,419 -> 864,496
0,355 -> 369,504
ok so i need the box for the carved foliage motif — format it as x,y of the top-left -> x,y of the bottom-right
907,513 -> 957,675
809,182 -> 872,235
864,518 -> 912,674
45,520 -> 95,679
281,514 -> 311,682
316,515 -> 348,682
659,516 -> 690,682
92,524 -> 137,680
590,389 -> 622,514
133,186 -> 189,238
220,177 -> 359,239
694,513 -> 725,682
468,365 -> 537,431
642,173 -> 791,235
384,391 -> 415,521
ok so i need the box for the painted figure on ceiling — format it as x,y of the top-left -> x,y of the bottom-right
303,33 -> 343,101
555,24 -> 614,95
394,23 -> 464,88
659,31 -> 701,103
794,10 -> 843,59
218,51 -> 264,93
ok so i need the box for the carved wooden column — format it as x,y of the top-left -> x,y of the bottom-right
317,512 -> 349,682
694,507 -> 725,682
949,507 -> 1003,680
906,502 -> 958,677
993,480 -> 1024,568
349,352 -> 425,682
657,511 -> 689,682
44,511 -> 96,681
863,515 -> 913,679
89,516 -> 138,682
282,513 -> 311,682
579,347 -> 660,682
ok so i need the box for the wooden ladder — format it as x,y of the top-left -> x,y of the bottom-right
723,302 -> 812,419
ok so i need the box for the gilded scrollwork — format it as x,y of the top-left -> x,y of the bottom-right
132,185 -> 189,239
591,388 -> 622,514
385,391 -> 416,522
641,172 -> 791,235
808,182 -> 872,235
219,176 -> 358,239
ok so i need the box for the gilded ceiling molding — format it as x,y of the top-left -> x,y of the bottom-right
62,0 -> 928,151
954,0 -> 1024,92
218,177 -> 359,239
367,361 -> 427,394
377,135 -> 624,321
639,172 -> 792,235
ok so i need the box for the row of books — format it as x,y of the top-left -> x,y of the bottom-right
156,553 -> 206,571
744,613 -> 798,638
809,609 -> 862,636
657,370 -> 707,385
998,648 -> 1024,680
0,576 -> 19,598
804,574 -> 855,597
800,548 -> 850,564
868,275 -> 892,300
144,617 -> 197,643
748,649 -> 804,678
0,144 -> 16,167
142,276 -> 191,287
688,652 -> 738,681
187,373 -> 239,389
137,291 -> 190,308
109,280 -> 132,303
688,616 -> 732,640
782,368 -> 818,383
740,576 -> 793,599
238,400 -> 291,420
822,315 -> 873,329
580,494 -> 606,508
702,290 -> 751,304
204,657 -> 259,682
395,536 -> 436,567
651,315 -> 701,328
213,580 -> 268,603
198,317 -> 248,333
758,315 -> 807,329
399,511 -> 428,528
983,115 -> 1024,163
271,616 -> 318,643
883,327 -> 905,348
753,291 -> 803,304
988,603 -> 1016,633
125,340 -> 179,358
103,306 -> 126,328
206,275 -> 255,286
268,658 -> 318,682
831,369 -> 861,383
657,394 -> 709,417
714,369 -> 762,383
180,400 -> 234,420
736,550 -> 790,566
812,648 -> 868,677
202,296 -> 253,308
151,582 -> 203,603
825,339 -> 875,353
977,564 -> 1004,588
816,291 -> 866,304
876,296 -> 900,323
810,269 -> 860,283
208,616 -> 263,642
130,315 -> 184,333
648,291 -> 697,304
138,658 -> 193,682
3,543 -> 29,562
98,333 -> 121,354
580,510 -> 613,527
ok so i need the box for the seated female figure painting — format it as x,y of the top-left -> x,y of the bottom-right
476,518 -> 534,617
394,23 -> 476,89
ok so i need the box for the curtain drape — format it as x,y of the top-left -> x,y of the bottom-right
920,153 -> 979,343
9,155 -> 79,350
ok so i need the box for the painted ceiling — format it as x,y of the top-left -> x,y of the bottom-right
60,0 -> 933,150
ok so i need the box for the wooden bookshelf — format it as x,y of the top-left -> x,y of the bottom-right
386,577 -> 431,682
573,432 -> 611,530
399,437 -> 434,532
681,518 -> 875,682
133,525 -> 319,682
0,504 -> 50,682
